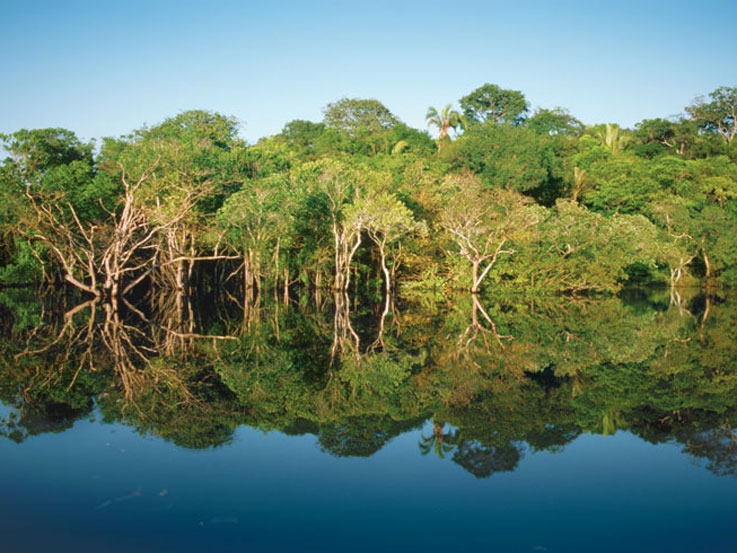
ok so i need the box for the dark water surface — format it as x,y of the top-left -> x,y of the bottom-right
1,288 -> 736,552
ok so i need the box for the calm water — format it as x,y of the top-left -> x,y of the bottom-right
1,288 -> 736,552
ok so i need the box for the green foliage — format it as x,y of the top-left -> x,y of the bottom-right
400,264 -> 448,301
0,128 -> 93,182
583,154 -> 660,214
632,117 -> 698,158
591,123 -> 630,155
0,239 -> 44,285
511,201 -> 660,292
686,86 -> 737,144
280,119 -> 327,157
135,109 -> 243,150
0,128 -> 100,284
339,353 -> 413,399
3,89 -> 733,480
425,104 -> 465,141
572,135 -> 611,169
323,98 -> 399,136
446,122 -> 565,201
525,107 -> 583,137
459,83 -> 529,125
1,87 -> 736,295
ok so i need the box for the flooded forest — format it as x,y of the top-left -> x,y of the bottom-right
1,83 -> 737,552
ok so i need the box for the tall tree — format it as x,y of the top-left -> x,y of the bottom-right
323,98 -> 399,136
349,192 -> 424,295
297,159 -> 364,291
447,122 -> 565,202
525,107 -> 583,136
686,86 -> 737,145
0,128 -> 104,286
425,104 -> 465,142
459,83 -> 528,125
0,128 -> 93,184
593,123 -> 629,155
438,172 -> 543,293
632,118 -> 697,157
217,174 -> 292,295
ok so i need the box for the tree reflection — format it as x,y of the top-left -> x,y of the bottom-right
1,287 -> 737,478
419,420 -> 456,459
452,440 -> 521,478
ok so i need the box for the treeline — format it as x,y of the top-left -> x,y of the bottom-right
1,83 -> 736,297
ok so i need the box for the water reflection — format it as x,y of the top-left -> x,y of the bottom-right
1,286 -> 736,479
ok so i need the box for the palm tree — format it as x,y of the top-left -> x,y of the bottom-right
595,123 -> 629,155
418,419 -> 457,459
571,166 -> 588,202
425,104 -> 465,142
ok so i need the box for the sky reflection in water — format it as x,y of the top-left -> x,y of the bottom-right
1,412 -> 736,553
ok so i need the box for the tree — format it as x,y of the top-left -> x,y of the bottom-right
447,122 -> 565,202
459,83 -> 528,125
438,172 -> 543,293
530,200 -> 660,293
20,151 -> 169,298
0,128 -> 108,288
101,112 -> 245,295
633,118 -> 698,157
0,128 -> 93,184
323,98 -> 399,136
686,86 -> 737,144
349,192 -> 425,295
139,109 -> 243,151
217,174 -> 292,295
571,166 -> 588,202
6,111 -> 246,298
280,119 -> 326,155
582,154 -> 660,214
300,159 -> 364,291
425,104 -> 465,142
525,107 -> 583,136
593,123 -> 630,155
419,420 -> 457,458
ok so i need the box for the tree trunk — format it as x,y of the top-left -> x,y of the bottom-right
379,242 -> 391,296
471,260 -> 480,293
703,247 -> 711,279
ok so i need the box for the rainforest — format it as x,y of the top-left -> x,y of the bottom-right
1,84 -> 737,553
2,85 -> 737,298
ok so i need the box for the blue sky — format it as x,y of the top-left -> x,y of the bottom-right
1,0 -> 735,144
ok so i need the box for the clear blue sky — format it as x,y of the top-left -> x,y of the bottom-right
1,0 -> 735,144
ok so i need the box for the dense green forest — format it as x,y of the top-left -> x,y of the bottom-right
2,85 -> 736,475
1,83 -> 736,298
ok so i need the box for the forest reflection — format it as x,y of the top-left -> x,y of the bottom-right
1,286 -> 736,480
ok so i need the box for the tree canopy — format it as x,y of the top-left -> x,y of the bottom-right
1,84 -> 736,296
459,83 -> 529,125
